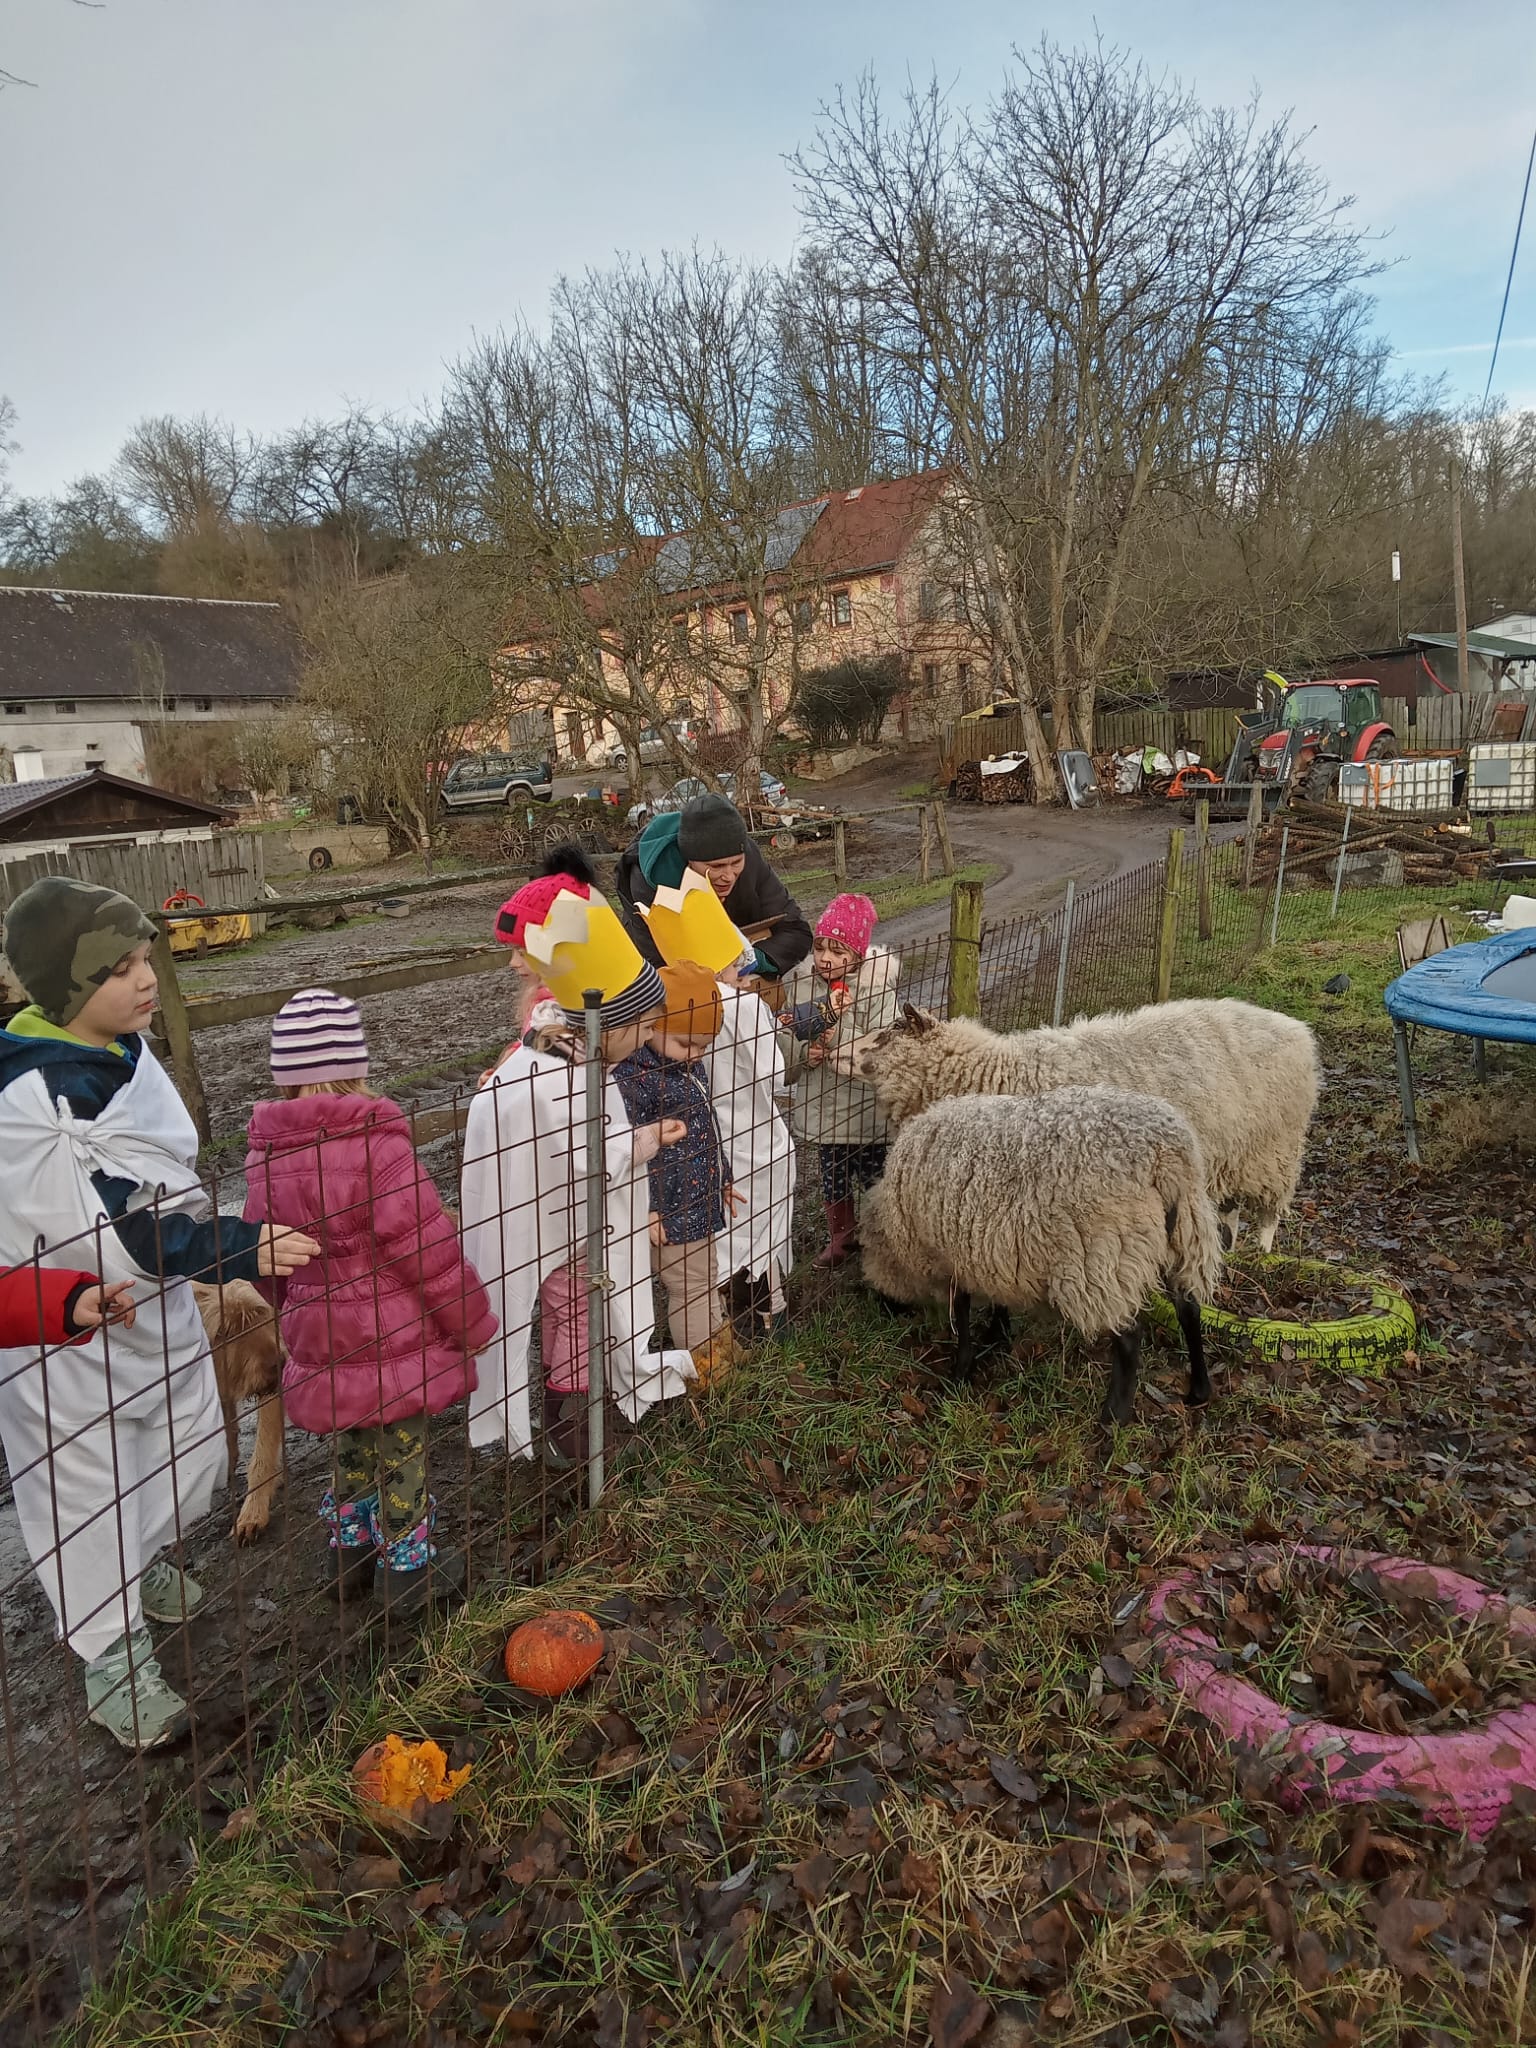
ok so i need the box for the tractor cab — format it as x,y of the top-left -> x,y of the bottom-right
1251,678 -> 1397,799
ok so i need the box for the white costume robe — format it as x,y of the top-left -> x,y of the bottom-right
460,1044 -> 694,1454
0,1049 -> 225,1663
708,987 -> 795,1294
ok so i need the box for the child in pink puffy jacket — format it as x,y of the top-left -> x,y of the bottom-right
244,989 -> 495,1612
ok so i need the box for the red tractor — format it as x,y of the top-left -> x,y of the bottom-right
1243,676 -> 1400,802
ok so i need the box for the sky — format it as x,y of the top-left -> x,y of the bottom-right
4,0 -> 1536,497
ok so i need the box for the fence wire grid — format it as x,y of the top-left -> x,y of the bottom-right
0,801 -> 1533,2036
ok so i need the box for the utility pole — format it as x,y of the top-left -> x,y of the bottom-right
1450,458 -> 1470,694
1391,547 -> 1402,643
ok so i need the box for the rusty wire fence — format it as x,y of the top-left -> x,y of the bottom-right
2,804 -> 1535,2035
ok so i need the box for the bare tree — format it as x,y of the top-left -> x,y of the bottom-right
794,45 -> 1380,784
116,413 -> 256,535
298,562 -> 501,858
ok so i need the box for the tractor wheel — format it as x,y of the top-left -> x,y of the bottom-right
1366,733 -> 1399,762
1303,759 -> 1338,804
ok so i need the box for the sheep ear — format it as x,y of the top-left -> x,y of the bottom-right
901,1003 -> 937,1035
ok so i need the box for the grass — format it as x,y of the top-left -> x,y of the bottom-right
68,1267 -> 1536,2046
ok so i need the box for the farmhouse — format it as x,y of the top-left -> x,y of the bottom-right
0,586 -> 299,785
527,470 -> 995,765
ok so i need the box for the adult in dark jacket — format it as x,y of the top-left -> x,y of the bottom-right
615,794 -> 813,980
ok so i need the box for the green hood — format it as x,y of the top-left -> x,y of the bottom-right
636,810 -> 688,890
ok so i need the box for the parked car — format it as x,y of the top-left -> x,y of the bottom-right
439,752 -> 554,810
627,769 -> 788,828
586,719 -> 700,771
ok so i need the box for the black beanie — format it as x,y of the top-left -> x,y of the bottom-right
677,794 -> 747,863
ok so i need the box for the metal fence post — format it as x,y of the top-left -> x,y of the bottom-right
832,817 -> 848,885
1242,780 -> 1264,889
1156,829 -> 1184,1003
1194,796 -> 1212,940
1329,803 -> 1353,920
582,988 -> 609,1507
947,879 -> 984,1019
1051,879 -> 1076,1027
1268,824 -> 1291,948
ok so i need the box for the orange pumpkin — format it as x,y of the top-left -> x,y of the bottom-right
353,1733 -> 471,1830
503,1609 -> 605,1696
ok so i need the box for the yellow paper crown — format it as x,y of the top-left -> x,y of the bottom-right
522,888 -> 650,1011
638,868 -> 750,976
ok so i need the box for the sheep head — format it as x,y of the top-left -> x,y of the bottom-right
845,1003 -> 947,1125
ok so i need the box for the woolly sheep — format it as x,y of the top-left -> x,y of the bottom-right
859,1086 -> 1225,1424
847,996 -> 1319,1250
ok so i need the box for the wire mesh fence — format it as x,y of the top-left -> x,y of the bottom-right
1,800 -> 1534,2033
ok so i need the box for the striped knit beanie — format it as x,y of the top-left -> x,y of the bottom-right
270,987 -> 370,1085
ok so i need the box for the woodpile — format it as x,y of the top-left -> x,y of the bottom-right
1248,801 -> 1496,890
954,757 -> 1034,804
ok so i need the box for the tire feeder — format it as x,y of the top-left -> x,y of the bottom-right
1145,1545 -> 1536,1839
1148,1253 -> 1414,1377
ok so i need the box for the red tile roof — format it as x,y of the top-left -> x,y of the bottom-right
793,470 -> 950,582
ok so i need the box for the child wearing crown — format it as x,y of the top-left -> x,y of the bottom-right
460,865 -> 695,1467
636,869 -> 796,1347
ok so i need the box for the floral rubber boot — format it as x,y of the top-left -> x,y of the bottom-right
319,1488 -> 379,1600
370,1495 -> 465,1618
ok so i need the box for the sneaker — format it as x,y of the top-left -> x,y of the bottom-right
139,1558 -> 204,1624
85,1630 -> 189,1750
372,1548 -> 466,1621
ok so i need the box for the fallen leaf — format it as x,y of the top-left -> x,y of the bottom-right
219,1805 -> 259,1842
1373,1894 -> 1445,1978
987,1754 -> 1039,1802
791,1850 -> 835,1907
339,1854 -> 401,1895
928,1968 -> 991,2046
321,1926 -> 377,2001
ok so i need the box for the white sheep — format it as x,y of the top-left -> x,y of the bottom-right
848,997 -> 1319,1250
859,1086 -> 1225,1424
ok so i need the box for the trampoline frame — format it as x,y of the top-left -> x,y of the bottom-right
1384,928 -> 1536,1161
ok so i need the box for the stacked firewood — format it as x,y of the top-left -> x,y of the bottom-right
954,757 -> 1035,803
1248,800 -> 1496,890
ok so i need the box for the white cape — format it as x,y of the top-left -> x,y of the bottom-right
460,1044 -> 694,1454
0,1047 -> 225,1660
708,987 -> 795,1288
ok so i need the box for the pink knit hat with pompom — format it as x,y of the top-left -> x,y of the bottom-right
816,893 -> 878,958
495,871 -> 590,949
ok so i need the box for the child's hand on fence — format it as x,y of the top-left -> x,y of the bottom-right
805,1041 -> 828,1066
257,1225 -> 322,1277
829,985 -> 855,1016
648,1211 -> 666,1247
67,1280 -> 137,1333
723,1186 -> 746,1217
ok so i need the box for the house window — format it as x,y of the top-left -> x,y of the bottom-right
792,597 -> 813,633
194,697 -> 213,712
3,704 -> 24,716
832,589 -> 852,629
918,579 -> 938,623
922,663 -> 939,695
958,661 -> 973,705
730,607 -> 750,645
163,698 -> 178,712
671,616 -> 689,653
55,701 -> 76,715
950,585 -> 966,623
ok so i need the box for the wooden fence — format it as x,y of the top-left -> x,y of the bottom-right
939,705 -> 1239,778
0,831 -> 266,922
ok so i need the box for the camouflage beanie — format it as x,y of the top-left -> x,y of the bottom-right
2,877 -> 157,1026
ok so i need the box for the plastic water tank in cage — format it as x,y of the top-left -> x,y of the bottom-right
1467,742 -> 1536,814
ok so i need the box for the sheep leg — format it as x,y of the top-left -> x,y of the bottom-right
980,1302 -> 1012,1356
1172,1292 -> 1211,1406
1219,1209 -> 1241,1253
1255,1211 -> 1281,1253
1101,1325 -> 1140,1426
952,1289 -> 976,1377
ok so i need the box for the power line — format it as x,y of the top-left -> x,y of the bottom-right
1482,125 -> 1536,414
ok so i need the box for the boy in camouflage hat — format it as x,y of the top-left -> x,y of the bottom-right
0,877 -> 318,1750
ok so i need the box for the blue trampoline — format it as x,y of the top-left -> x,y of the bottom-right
1383,927 -> 1536,1159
